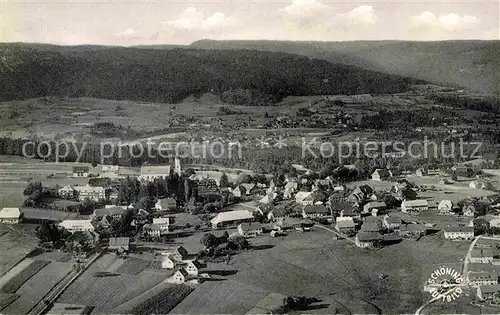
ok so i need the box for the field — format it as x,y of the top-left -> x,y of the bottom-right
1,260 -> 50,294
0,224 -> 38,278
56,254 -> 168,313
113,282 -> 193,315
168,227 -> 469,314
2,261 -> 73,314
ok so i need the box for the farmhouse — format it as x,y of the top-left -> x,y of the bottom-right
92,206 -> 126,221
143,224 -> 161,237
338,205 -> 361,221
399,224 -> 426,238
58,185 -> 75,198
152,217 -> 172,232
470,180 -> 495,190
295,191 -> 314,206
73,166 -> 89,177
267,207 -> 293,221
0,207 -> 22,224
470,248 -> 496,263
438,200 -> 454,214
383,215 -> 402,230
73,185 -> 106,202
171,268 -> 189,284
210,210 -> 254,228
155,198 -> 177,212
371,169 -> 391,181
197,179 -> 219,197
347,185 -> 373,203
238,222 -> 263,237
160,256 -> 176,269
477,284 -> 500,301
401,199 -> 429,213
360,216 -> 382,233
444,226 -> 474,240
138,165 -> 170,181
108,237 -> 130,251
468,271 -> 498,286
363,201 -> 387,214
59,219 -> 95,233
169,246 -> 190,262
184,260 -> 203,276
355,232 -> 383,248
335,218 -> 356,234
328,191 -> 346,203
302,204 -> 330,219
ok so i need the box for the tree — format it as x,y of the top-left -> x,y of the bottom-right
220,172 -> 229,188
23,181 -> 43,196
36,222 -> 68,245
228,235 -> 249,251
201,233 -> 218,249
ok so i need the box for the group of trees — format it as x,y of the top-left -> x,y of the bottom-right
200,232 -> 249,257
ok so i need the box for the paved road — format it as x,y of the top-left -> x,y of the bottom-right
415,235 -> 500,315
27,251 -> 103,315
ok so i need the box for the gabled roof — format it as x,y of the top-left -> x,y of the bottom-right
364,201 -> 387,210
241,183 -> 256,191
361,217 -> 382,232
330,201 -> 355,212
239,222 -> 263,231
157,198 -> 176,208
72,166 -> 89,172
94,206 -> 125,218
336,219 -> 355,229
357,231 -> 383,242
141,165 -> 170,175
384,215 -> 402,224
303,204 -> 329,214
59,219 -> 94,230
372,169 -> 390,178
295,191 -> 313,202
0,207 -> 21,219
445,226 -> 474,233
210,210 -> 254,225
403,199 -> 429,207
109,237 -> 130,248
478,284 -> 500,293
176,268 -> 189,277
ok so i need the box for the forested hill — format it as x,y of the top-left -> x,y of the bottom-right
190,39 -> 500,96
0,43 -> 424,104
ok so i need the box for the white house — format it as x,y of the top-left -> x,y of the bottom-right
152,217 -> 172,232
73,185 -> 105,202
238,222 -> 263,237
184,260 -> 203,276
155,198 -> 177,212
72,166 -> 89,177
468,272 -> 498,286
371,169 -> 391,181
444,226 -> 474,240
143,224 -> 161,237
438,200 -> 454,214
59,220 -> 95,233
58,185 -> 75,198
0,207 -> 22,224
171,268 -> 189,284
295,191 -> 313,206
160,256 -> 176,269
363,201 -> 387,214
401,199 -> 429,213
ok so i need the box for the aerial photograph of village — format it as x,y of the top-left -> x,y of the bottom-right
0,0 -> 498,314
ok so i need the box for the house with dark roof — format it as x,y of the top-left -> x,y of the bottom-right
108,237 -> 130,251
363,201 -> 387,214
183,260 -> 204,276
335,218 -> 356,234
371,169 -> 391,181
477,284 -> 500,301
169,246 -> 190,262
355,232 -> 383,248
468,271 -> 498,286
361,216 -> 383,233
92,206 -> 126,221
171,268 -> 189,284
72,166 -> 89,178
302,204 -> 331,219
155,198 -> 177,212
470,248 -> 497,263
383,215 -> 402,230
444,226 -> 474,240
238,222 -> 263,237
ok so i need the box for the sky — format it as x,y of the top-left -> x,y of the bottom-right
0,0 -> 499,45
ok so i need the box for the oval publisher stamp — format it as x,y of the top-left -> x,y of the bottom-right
426,266 -> 464,302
